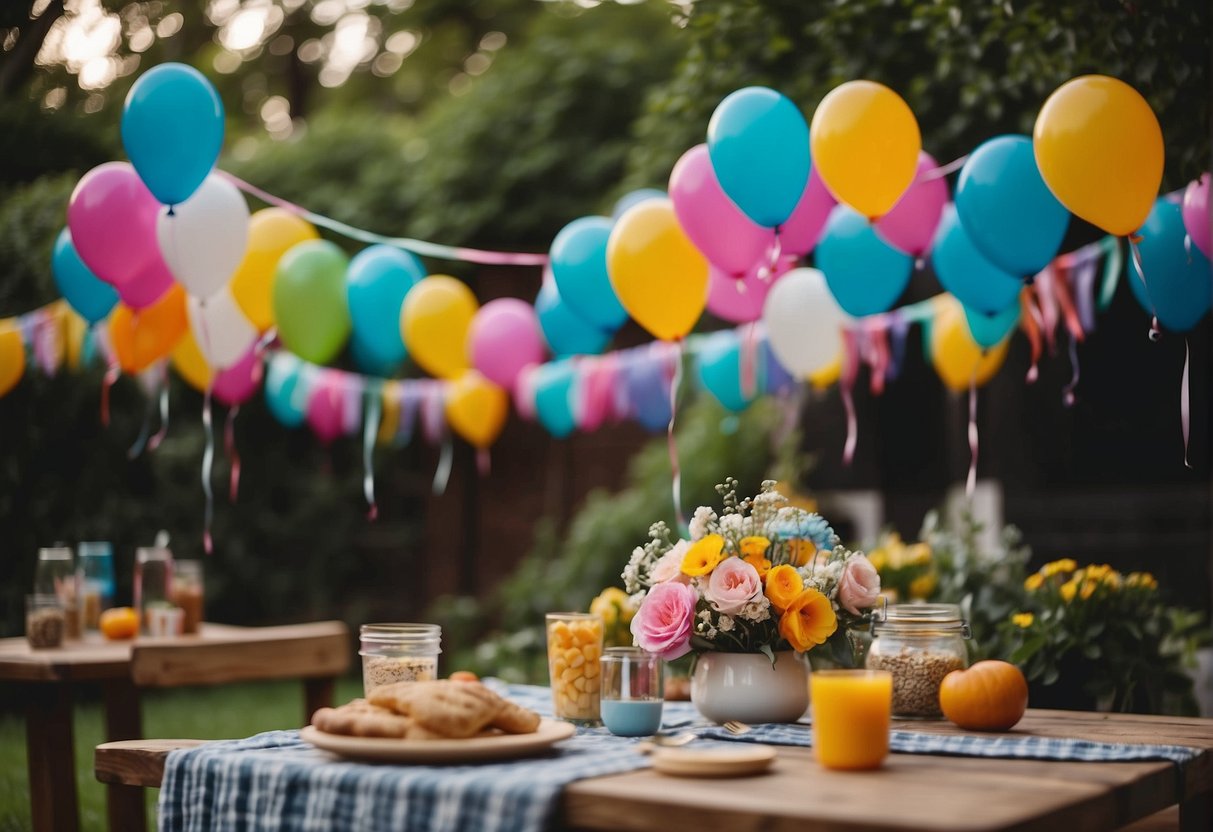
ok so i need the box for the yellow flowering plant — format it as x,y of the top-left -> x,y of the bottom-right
867,532 -> 937,603
589,587 -> 639,648
622,479 -> 882,666
1003,559 -> 1208,714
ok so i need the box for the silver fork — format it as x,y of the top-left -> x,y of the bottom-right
636,732 -> 697,753
721,720 -> 752,736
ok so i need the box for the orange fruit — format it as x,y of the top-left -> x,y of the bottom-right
100,607 -> 140,640
449,670 -> 479,683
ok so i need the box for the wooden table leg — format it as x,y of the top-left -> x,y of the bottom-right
102,678 -> 146,832
26,682 -> 79,832
303,675 -> 336,724
1179,787 -> 1211,832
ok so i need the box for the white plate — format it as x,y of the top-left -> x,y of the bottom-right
650,744 -> 776,777
300,718 -> 575,763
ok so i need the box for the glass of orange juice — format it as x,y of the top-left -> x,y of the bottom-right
810,669 -> 893,770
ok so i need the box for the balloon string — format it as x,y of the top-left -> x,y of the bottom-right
667,340 -> 686,531
432,436 -> 453,496
1020,291 -> 1042,383
1062,332 -> 1080,408
225,405 -> 241,502
101,363 -> 120,426
966,375 -> 979,500
127,388 -> 156,459
1052,267 -> 1085,341
921,154 -> 969,181
201,389 -> 215,555
477,447 -> 491,477
1127,237 -> 1162,341
218,171 -> 548,267
1182,338 -> 1192,470
840,329 -> 860,465
740,322 -> 759,399
147,364 -> 170,452
362,390 -> 381,520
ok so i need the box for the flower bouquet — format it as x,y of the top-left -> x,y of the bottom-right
622,479 -> 882,722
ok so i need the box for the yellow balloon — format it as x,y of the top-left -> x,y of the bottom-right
1033,75 -> 1163,236
230,208 -> 320,332
170,329 -> 215,393
400,275 -> 478,379
445,370 -> 509,448
808,355 -> 841,390
59,303 -> 89,372
606,199 -> 708,341
0,319 -> 25,398
930,297 -> 1009,392
810,80 -> 921,220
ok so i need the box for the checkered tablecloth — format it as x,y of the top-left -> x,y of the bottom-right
158,682 -> 1202,832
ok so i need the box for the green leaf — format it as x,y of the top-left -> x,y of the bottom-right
1010,634 -> 1046,664
759,643 -> 776,666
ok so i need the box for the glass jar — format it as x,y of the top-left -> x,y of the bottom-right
134,546 -> 174,635
79,542 -> 115,632
359,623 -> 441,696
171,560 -> 204,634
35,547 -> 80,640
865,603 -> 970,719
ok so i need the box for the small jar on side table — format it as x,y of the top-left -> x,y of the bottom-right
865,603 -> 969,719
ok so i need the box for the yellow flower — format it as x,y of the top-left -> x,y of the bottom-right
743,552 -> 772,579
779,587 -> 838,652
1060,579 -> 1078,603
1080,579 -> 1097,601
1127,572 -> 1158,590
880,588 -> 900,605
904,543 -> 932,567
589,587 -> 632,628
1024,573 -> 1045,592
867,548 -> 888,573
787,539 -> 817,567
739,536 -> 771,559
908,571 -> 937,600
764,564 -> 804,613
681,534 -> 725,577
1041,558 -> 1077,578
1012,612 -> 1035,628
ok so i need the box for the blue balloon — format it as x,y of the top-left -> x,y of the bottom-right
535,281 -> 612,357
121,63 -> 224,206
622,356 -> 672,433
51,228 -> 118,324
931,205 -> 1024,315
350,336 -> 403,377
963,302 -> 1020,349
955,135 -> 1070,277
697,331 -> 756,413
549,217 -> 628,330
1131,199 -> 1213,332
533,360 -> 578,438
762,338 -> 795,393
707,87 -> 810,228
816,206 -> 914,317
612,189 -> 667,220
347,245 -> 425,370
265,354 -> 309,427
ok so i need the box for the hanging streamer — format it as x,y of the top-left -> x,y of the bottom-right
739,322 -> 759,400
886,313 -> 910,382
362,387 -> 382,519
1182,338 -> 1192,469
127,387 -> 158,458
225,405 -> 241,501
1062,333 -> 1081,408
219,172 -> 548,268
477,447 -> 491,477
839,329 -> 860,465
1127,237 -> 1162,341
966,375 -> 979,499
667,340 -> 686,530
433,437 -> 453,496
201,390 -> 214,554
1072,259 -> 1098,333
1020,291 -> 1043,383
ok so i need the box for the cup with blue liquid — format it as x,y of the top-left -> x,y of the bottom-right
600,647 -> 664,737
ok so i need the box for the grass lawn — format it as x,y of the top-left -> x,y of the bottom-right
0,676 -> 363,831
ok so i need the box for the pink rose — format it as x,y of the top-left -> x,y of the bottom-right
704,557 -> 762,615
630,581 -> 698,661
650,541 -> 691,584
837,555 -> 881,614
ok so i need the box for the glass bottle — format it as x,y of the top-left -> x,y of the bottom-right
359,623 -> 441,696
171,560 -> 204,635
134,546 -> 174,635
865,603 -> 970,719
79,542 -> 115,632
35,547 -> 80,640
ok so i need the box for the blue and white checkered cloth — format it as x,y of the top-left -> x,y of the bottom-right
158,682 -> 1202,832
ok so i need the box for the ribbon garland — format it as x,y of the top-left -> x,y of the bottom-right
966,374 -> 979,499
225,406 -> 242,502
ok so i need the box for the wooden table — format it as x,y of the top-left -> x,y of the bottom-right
95,707 -> 1213,831
1,621 -> 350,832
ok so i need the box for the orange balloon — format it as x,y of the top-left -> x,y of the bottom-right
0,319 -> 26,397
110,284 -> 188,374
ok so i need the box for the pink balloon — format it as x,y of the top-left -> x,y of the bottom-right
1183,173 -> 1211,259
706,256 -> 794,324
779,167 -> 836,257
513,363 -> 539,421
67,162 -> 178,307
670,144 -> 776,276
212,347 -> 262,406
306,370 -> 345,444
469,298 -> 546,388
875,152 -> 949,257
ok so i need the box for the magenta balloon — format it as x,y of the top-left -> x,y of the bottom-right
1183,174 -> 1211,259
213,347 -> 262,406
67,162 -> 177,300
779,167 -> 836,257
306,371 -> 345,444
670,144 -> 776,276
875,152 -> 949,257
706,256 -> 794,324
469,298 -> 546,388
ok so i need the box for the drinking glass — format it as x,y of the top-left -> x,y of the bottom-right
545,612 -> 603,725
134,546 -> 174,635
79,542 -> 115,632
171,560 -> 204,634
810,669 -> 893,770
35,547 -> 80,640
600,647 -> 663,736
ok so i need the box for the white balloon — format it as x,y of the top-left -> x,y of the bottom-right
187,286 -> 257,370
157,174 -> 249,299
762,267 -> 848,378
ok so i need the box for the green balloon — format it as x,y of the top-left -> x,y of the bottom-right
272,240 -> 352,364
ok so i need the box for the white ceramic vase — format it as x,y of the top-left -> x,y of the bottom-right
690,650 -> 809,724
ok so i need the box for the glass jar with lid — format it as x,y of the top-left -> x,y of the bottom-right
360,623 -> 441,696
865,603 -> 970,719
35,547 -> 80,640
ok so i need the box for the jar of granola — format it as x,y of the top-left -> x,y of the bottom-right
865,603 -> 969,719
359,623 -> 441,696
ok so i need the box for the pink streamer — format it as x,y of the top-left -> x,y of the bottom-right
966,376 -> 979,499
1034,267 -> 1060,354
840,329 -> 860,465
226,406 -> 241,502
739,323 -> 759,399
1062,333 -> 1080,408
1020,292 -> 1043,384
201,390 -> 214,555
1182,339 -> 1192,469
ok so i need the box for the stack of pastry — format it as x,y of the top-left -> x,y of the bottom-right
310,679 -> 542,740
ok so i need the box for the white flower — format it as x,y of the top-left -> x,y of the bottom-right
718,614 -> 735,632
689,506 -> 717,541
698,609 -> 712,623
719,514 -> 748,537
738,597 -> 771,623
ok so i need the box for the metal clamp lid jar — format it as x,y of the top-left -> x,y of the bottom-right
865,603 -> 970,719
359,623 -> 442,696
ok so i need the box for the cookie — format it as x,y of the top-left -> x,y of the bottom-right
311,700 -> 413,738
490,698 -> 542,734
406,680 -> 505,739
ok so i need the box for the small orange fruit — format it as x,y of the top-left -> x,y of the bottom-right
99,607 -> 140,641
449,670 -> 479,683
940,660 -> 1028,731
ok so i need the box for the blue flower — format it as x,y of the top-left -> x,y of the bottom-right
767,512 -> 838,552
